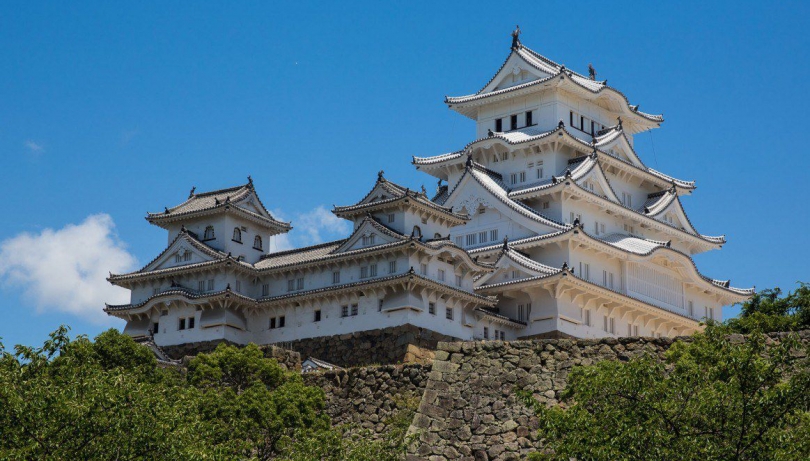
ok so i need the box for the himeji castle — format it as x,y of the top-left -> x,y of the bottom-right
106,29 -> 753,349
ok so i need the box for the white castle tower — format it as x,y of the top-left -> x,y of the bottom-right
413,27 -> 752,339
106,29 -> 752,356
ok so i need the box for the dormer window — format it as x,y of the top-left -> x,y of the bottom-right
232,227 -> 242,243
203,226 -> 215,240
253,235 -> 263,250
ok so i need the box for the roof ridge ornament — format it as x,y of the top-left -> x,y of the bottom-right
511,25 -> 521,50
247,175 -> 253,187
378,170 -> 385,182
189,187 -> 196,198
588,63 -> 596,80
558,120 -> 565,129
617,117 -> 623,129
164,207 -> 169,214
465,152 -> 473,168
487,128 -> 494,137
421,185 -> 427,196
502,236 -> 509,252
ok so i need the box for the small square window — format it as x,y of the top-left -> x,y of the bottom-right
188,317 -> 195,329
332,271 -> 340,284
296,278 -> 304,290
438,269 -> 445,282
389,261 -> 396,274
445,307 -> 453,320
388,213 -> 395,223
428,302 -> 436,315
262,283 -> 269,296
351,304 -> 358,316
341,305 -> 349,318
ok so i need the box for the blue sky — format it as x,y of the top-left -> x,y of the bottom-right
1,1 -> 808,348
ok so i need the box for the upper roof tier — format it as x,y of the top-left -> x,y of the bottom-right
332,170 -> 468,225
146,177 -> 291,233
445,28 -> 663,134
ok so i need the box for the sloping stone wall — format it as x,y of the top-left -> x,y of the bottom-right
303,363 -> 430,435
282,325 -> 457,368
405,332 -> 810,461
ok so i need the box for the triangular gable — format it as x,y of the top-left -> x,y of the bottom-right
647,195 -> 700,235
333,218 -> 407,254
475,247 -> 558,287
358,181 -> 404,206
142,233 -> 223,273
597,130 -> 646,169
231,190 -> 276,221
480,51 -> 554,95
443,166 -> 566,235
574,159 -> 622,204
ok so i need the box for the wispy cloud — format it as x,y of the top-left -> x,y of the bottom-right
0,214 -> 138,324
269,206 -> 351,252
24,140 -> 44,155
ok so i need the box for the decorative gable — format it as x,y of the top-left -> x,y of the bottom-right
333,218 -> 406,254
142,233 -> 222,273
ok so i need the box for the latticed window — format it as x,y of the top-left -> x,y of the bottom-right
204,226 -> 215,240
253,235 -> 262,250
232,227 -> 242,243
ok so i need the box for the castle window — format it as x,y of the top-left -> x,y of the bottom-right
369,264 -> 377,277
389,261 -> 397,274
314,310 -> 321,322
296,278 -> 304,290
500,331 -> 505,341
262,283 -> 269,297
479,231 -> 487,243
378,299 -> 384,312
235,280 -> 241,293
270,317 -> 276,329
412,226 -> 422,238
175,254 -> 181,263
351,304 -> 358,316
232,227 -> 242,243
584,309 -> 591,326
483,327 -> 489,339
188,317 -> 195,329
360,266 -> 369,279
446,307 -> 453,320
455,275 -> 462,287
465,234 -> 476,246
152,322 -> 159,334
178,318 -> 186,330
455,236 -> 463,246
490,229 -> 498,241
184,251 -> 192,262
153,287 -> 160,295
388,213 -> 395,223
420,263 -> 428,275
633,324 -> 639,336
287,279 -> 295,292
279,316 -> 285,328
525,110 -> 533,126
495,118 -> 502,132
198,280 -> 205,292
688,301 -> 694,317
253,235 -> 263,250
207,279 -> 214,291
203,226 -> 215,240
438,269 -> 445,282
429,302 -> 436,315
510,114 -> 517,130
341,306 -> 349,317
332,271 -> 340,284
536,162 -> 544,179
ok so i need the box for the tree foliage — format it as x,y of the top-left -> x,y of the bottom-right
727,282 -> 810,333
0,328 -> 410,460
523,325 -> 810,461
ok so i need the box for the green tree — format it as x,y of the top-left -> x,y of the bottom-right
727,282 -> 810,333
522,325 -> 810,460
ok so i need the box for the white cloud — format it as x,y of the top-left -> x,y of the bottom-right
269,206 -> 351,252
24,140 -> 44,155
0,214 -> 138,323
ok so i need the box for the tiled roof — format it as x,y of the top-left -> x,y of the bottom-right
333,173 -> 467,221
444,161 -> 569,231
446,43 -> 663,123
256,240 -> 346,269
146,180 -> 291,230
474,307 -> 527,327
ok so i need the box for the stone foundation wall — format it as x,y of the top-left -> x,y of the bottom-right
303,363 -> 430,435
159,340 -> 302,371
405,331 -> 810,461
282,325 -> 457,368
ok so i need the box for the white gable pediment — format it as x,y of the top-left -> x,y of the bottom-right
576,164 -> 621,204
600,134 -> 645,169
482,53 -> 552,94
653,198 -> 697,234
334,219 -> 404,254
233,192 -> 272,219
143,235 -> 220,272
359,183 -> 397,205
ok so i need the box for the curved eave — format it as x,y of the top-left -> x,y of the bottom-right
473,307 -> 527,328
445,165 -> 569,231
512,176 -> 724,249
147,204 -> 292,233
414,127 -> 694,195
258,271 -> 496,308
333,195 -> 468,225
109,258 -> 255,288
446,70 -> 662,131
105,288 -> 254,316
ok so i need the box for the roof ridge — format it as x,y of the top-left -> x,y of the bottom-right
261,238 -> 347,260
